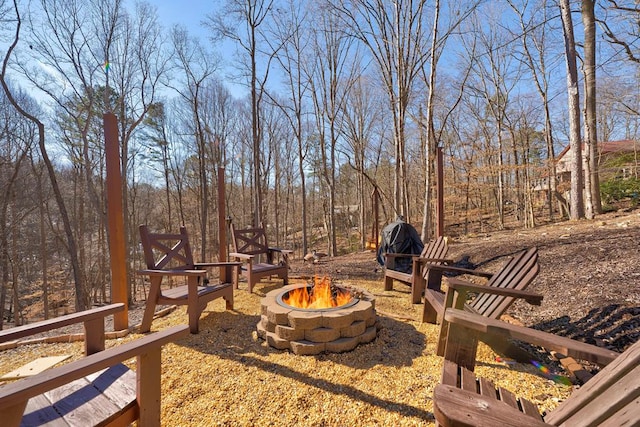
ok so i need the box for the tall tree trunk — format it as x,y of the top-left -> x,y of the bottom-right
559,0 -> 585,219
582,0 -> 601,217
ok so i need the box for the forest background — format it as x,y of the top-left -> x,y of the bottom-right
0,0 -> 638,326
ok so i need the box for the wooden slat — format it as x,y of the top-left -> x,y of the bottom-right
470,248 -> 538,317
598,398 -> 640,427
519,396 -> 544,419
459,366 -> 478,393
0,304 -> 124,344
22,394 -> 66,427
497,386 -> 519,409
0,325 -> 188,411
440,360 -> 459,387
478,377 -> 497,399
44,373 -> 123,426
545,363 -> 640,426
433,385 -> 549,427
85,364 -> 137,409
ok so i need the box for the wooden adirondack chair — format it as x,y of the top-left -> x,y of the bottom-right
137,225 -> 239,333
0,303 -> 189,426
433,308 -> 634,427
383,236 -> 451,304
422,247 -> 543,356
229,223 -> 292,293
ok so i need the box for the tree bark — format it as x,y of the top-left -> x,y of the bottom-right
559,0 -> 585,219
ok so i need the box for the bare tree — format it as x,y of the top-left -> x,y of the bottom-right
305,2 -> 360,256
559,0 -> 585,219
582,0 -> 602,218
208,0 -> 278,227
599,0 -> 640,64
0,0 -> 88,310
332,0 -> 430,220
168,26 -> 220,258
508,0 -> 561,221
269,0 -> 311,255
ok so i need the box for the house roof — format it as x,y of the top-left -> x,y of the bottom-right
556,139 -> 639,161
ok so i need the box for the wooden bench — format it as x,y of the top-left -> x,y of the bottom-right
138,225 -> 240,334
229,223 -> 292,293
434,308 -> 631,427
383,236 -> 450,304
0,303 -> 189,426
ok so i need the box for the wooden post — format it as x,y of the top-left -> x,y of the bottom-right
371,188 -> 380,251
104,113 -> 128,331
218,167 -> 229,282
436,146 -> 444,238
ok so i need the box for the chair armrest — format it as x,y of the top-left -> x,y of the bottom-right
446,277 -> 544,306
194,262 -> 242,268
414,257 -> 453,265
424,263 -> 494,278
229,252 -> 254,260
268,248 -> 292,254
0,303 -> 124,345
0,325 -> 189,412
443,309 -> 619,366
136,269 -> 208,277
433,384 -> 548,427
383,252 -> 419,260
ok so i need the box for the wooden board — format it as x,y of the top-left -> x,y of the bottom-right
1,355 -> 71,380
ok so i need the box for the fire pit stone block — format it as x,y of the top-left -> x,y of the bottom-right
350,300 -> 374,321
305,326 -> 341,343
266,304 -> 291,325
265,331 -> 291,350
290,340 -> 325,356
360,326 -> 377,343
275,324 -> 306,341
326,336 -> 359,353
341,320 -> 366,338
260,315 -> 276,333
288,311 -> 323,329
321,310 -> 356,329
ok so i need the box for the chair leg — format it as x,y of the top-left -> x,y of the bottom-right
224,287 -> 233,310
384,276 -> 394,291
187,276 -> 200,334
422,300 -> 438,324
140,277 -> 162,333
412,275 -> 426,304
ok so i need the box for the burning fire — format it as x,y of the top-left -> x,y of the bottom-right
283,277 -> 352,309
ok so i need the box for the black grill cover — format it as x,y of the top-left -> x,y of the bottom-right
376,217 -> 424,274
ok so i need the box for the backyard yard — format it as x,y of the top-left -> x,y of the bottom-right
0,209 -> 638,426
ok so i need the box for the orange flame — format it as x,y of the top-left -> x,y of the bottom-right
283,277 -> 352,309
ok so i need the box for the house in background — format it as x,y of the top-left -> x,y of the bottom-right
532,139 -> 639,212
555,139 -> 640,184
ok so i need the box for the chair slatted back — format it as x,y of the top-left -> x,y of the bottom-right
469,247 -> 539,318
423,236 -> 448,261
231,224 -> 272,260
139,225 -> 195,270
544,338 -> 640,425
421,236 -> 449,279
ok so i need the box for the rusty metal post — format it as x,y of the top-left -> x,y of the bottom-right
104,113 -> 128,331
436,146 -> 444,238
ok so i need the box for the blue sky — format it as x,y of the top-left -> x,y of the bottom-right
153,0 -> 213,36
150,0 -> 248,98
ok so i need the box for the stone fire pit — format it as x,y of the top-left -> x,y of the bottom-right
256,283 -> 377,355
